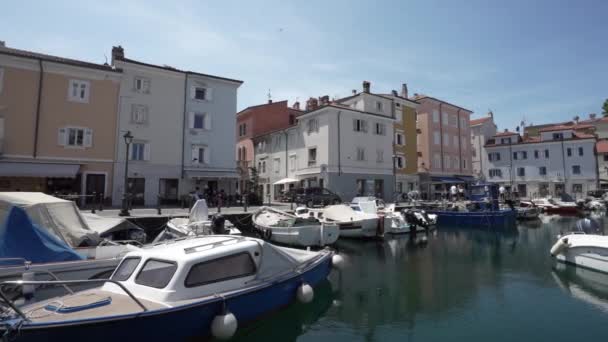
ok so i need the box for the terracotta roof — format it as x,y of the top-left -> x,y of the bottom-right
597,140 -> 608,153
237,100 -> 288,115
494,131 -> 519,137
409,94 -> 473,113
523,136 -> 540,143
0,46 -> 120,72
470,116 -> 492,126
538,124 -> 595,132
116,57 -> 243,84
573,132 -> 595,139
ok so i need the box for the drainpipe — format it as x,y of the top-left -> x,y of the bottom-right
180,73 -> 188,180
284,130 -> 288,177
439,103 -> 444,172
456,108 -> 462,174
509,138 -> 513,189
337,111 -> 342,175
561,135 -> 567,192
33,59 -> 44,158
478,134 -> 483,179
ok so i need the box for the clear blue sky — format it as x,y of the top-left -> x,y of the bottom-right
2,0 -> 607,130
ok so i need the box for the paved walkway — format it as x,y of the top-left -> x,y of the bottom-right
84,203 -> 294,218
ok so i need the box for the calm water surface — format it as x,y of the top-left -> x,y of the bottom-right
234,213 -> 608,342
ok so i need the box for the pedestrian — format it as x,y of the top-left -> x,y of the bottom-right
458,185 -> 465,200
450,185 -> 458,202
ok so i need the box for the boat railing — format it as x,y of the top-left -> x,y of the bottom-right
0,279 -> 148,321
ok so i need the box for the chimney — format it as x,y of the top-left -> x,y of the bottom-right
352,89 -> 357,95
268,99 -> 273,104
488,110 -> 494,119
590,113 -> 597,120
293,101 -> 300,110
504,128 -> 508,133
391,90 -> 398,96
320,95 -> 330,105
305,97 -> 319,111
111,45 -> 124,65
362,81 -> 370,93
401,83 -> 408,98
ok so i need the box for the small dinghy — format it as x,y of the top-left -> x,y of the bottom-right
253,207 -> 339,247
0,236 -> 344,341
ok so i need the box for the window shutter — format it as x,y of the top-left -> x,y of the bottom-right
191,146 -> 198,163
143,79 -> 151,94
206,88 -> 213,101
58,128 -> 67,146
204,113 -> 211,130
188,112 -> 195,129
362,120 -> 368,133
353,119 -> 357,131
190,86 -> 196,99
144,143 -> 151,161
204,147 -> 210,164
143,106 -> 149,124
84,128 -> 93,147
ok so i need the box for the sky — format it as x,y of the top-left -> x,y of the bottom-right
2,0 -> 607,130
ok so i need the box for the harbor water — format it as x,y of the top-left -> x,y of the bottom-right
233,213 -> 608,341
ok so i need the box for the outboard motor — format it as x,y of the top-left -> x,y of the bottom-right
575,218 -> 601,235
211,214 -> 227,235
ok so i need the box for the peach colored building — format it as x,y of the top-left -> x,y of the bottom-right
235,100 -> 302,192
414,95 -> 473,198
0,43 -> 122,203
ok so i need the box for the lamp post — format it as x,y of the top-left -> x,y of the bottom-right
119,131 -> 134,217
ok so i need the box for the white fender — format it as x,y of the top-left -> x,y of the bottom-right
297,283 -> 314,303
332,254 -> 345,270
22,271 -> 35,298
211,311 -> 238,340
550,237 -> 570,257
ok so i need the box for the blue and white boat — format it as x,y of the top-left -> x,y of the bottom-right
0,235 -> 342,341
429,184 -> 516,229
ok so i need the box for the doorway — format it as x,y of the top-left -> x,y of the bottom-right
159,178 -> 179,205
84,174 -> 106,204
128,177 -> 146,206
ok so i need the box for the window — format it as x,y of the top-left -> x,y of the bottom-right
191,113 -> 209,129
513,152 -> 518,160
273,158 -> 280,173
578,147 -> 584,156
572,184 -> 583,193
442,112 -> 448,125
135,259 -> 177,289
375,123 -> 386,135
376,101 -> 383,112
68,79 -> 90,103
604,154 -> 608,162
396,133 -> 404,146
539,166 -> 547,175
432,110 -> 439,123
289,155 -> 296,171
544,149 -> 549,158
67,128 -> 84,147
134,77 -> 150,93
500,137 -> 512,144
192,145 -> 209,164
433,153 -> 441,168
307,118 -> 319,134
131,104 -> 148,124
111,257 -> 141,281
453,135 -> 458,147
184,252 -> 256,287
444,155 -> 449,168
572,165 -> 581,175
356,147 -> 365,161
496,152 -> 501,161
194,87 -> 207,100
462,159 -> 467,169
130,142 -> 147,161
522,151 -> 527,159
353,119 -> 367,132
376,150 -> 384,163
356,179 -> 366,195
489,169 -> 502,178
433,132 -> 440,145
0,67 -> 4,94
262,160 -> 266,173
273,135 -> 282,149
517,167 -> 525,177
567,148 -> 572,157
289,114 -> 295,125
534,150 -> 539,159
395,156 -> 405,169
308,148 -> 317,166
552,133 -> 564,140
443,133 -> 449,146
239,123 -> 247,136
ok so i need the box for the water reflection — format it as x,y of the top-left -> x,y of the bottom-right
552,263 -> 608,313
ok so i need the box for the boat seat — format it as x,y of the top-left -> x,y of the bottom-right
44,293 -> 112,314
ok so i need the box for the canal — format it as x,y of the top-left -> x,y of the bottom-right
233,213 -> 608,341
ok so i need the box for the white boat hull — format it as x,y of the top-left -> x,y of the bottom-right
552,234 -> 608,274
336,217 -> 378,238
258,224 -> 339,247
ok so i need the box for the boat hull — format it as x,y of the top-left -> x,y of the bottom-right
430,210 -> 517,228
555,246 -> 608,274
543,206 -> 581,215
0,253 -> 333,341
259,224 -> 339,247
336,218 -> 378,238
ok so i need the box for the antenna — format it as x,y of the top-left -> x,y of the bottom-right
267,89 -> 272,103
103,54 -> 108,65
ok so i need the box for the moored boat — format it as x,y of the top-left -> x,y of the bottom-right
295,205 -> 380,239
550,218 -> 608,273
0,235 -> 343,341
253,207 -> 339,247
531,197 -> 581,215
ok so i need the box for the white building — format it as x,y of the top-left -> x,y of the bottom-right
484,126 -> 598,198
111,46 -> 242,206
597,140 -> 608,190
470,112 -> 497,180
255,83 -> 395,202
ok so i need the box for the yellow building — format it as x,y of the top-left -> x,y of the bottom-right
384,85 -> 419,193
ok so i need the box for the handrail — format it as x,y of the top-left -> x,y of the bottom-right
0,279 -> 148,321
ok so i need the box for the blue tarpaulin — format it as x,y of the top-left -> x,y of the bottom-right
0,206 -> 84,264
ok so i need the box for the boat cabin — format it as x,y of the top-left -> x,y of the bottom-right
103,236 -> 267,304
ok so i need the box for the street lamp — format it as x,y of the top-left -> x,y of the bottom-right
119,131 -> 134,217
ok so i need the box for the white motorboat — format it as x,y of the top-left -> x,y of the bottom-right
550,219 -> 608,273
253,207 -> 339,247
384,203 -> 437,230
154,200 -> 240,242
296,205 -> 379,238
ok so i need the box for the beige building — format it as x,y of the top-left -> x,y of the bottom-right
0,43 -> 122,204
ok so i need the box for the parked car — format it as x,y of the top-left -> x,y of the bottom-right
294,187 -> 342,207
587,189 -> 608,199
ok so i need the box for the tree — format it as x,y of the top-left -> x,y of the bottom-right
603,99 -> 608,117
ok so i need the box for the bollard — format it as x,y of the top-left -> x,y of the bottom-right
157,194 -> 162,215
243,194 -> 248,212
91,192 -> 96,214
98,193 -> 104,212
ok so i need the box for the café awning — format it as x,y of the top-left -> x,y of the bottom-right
273,178 -> 299,185
0,162 -> 80,178
431,176 -> 465,184
184,170 -> 239,179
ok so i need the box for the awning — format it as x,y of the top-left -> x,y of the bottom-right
0,162 -> 80,178
184,170 -> 239,179
457,176 -> 475,182
431,176 -> 465,184
273,178 -> 299,185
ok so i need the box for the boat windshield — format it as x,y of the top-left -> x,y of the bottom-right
111,257 -> 141,281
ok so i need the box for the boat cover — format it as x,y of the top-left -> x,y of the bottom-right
189,200 -> 209,223
0,192 -> 100,247
0,206 -> 84,264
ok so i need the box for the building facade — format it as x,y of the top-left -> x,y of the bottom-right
470,112 -> 497,180
111,46 -> 242,206
414,95 -> 473,198
484,127 -> 598,198
596,140 -> 608,189
383,85 -> 419,194
0,43 -> 121,203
